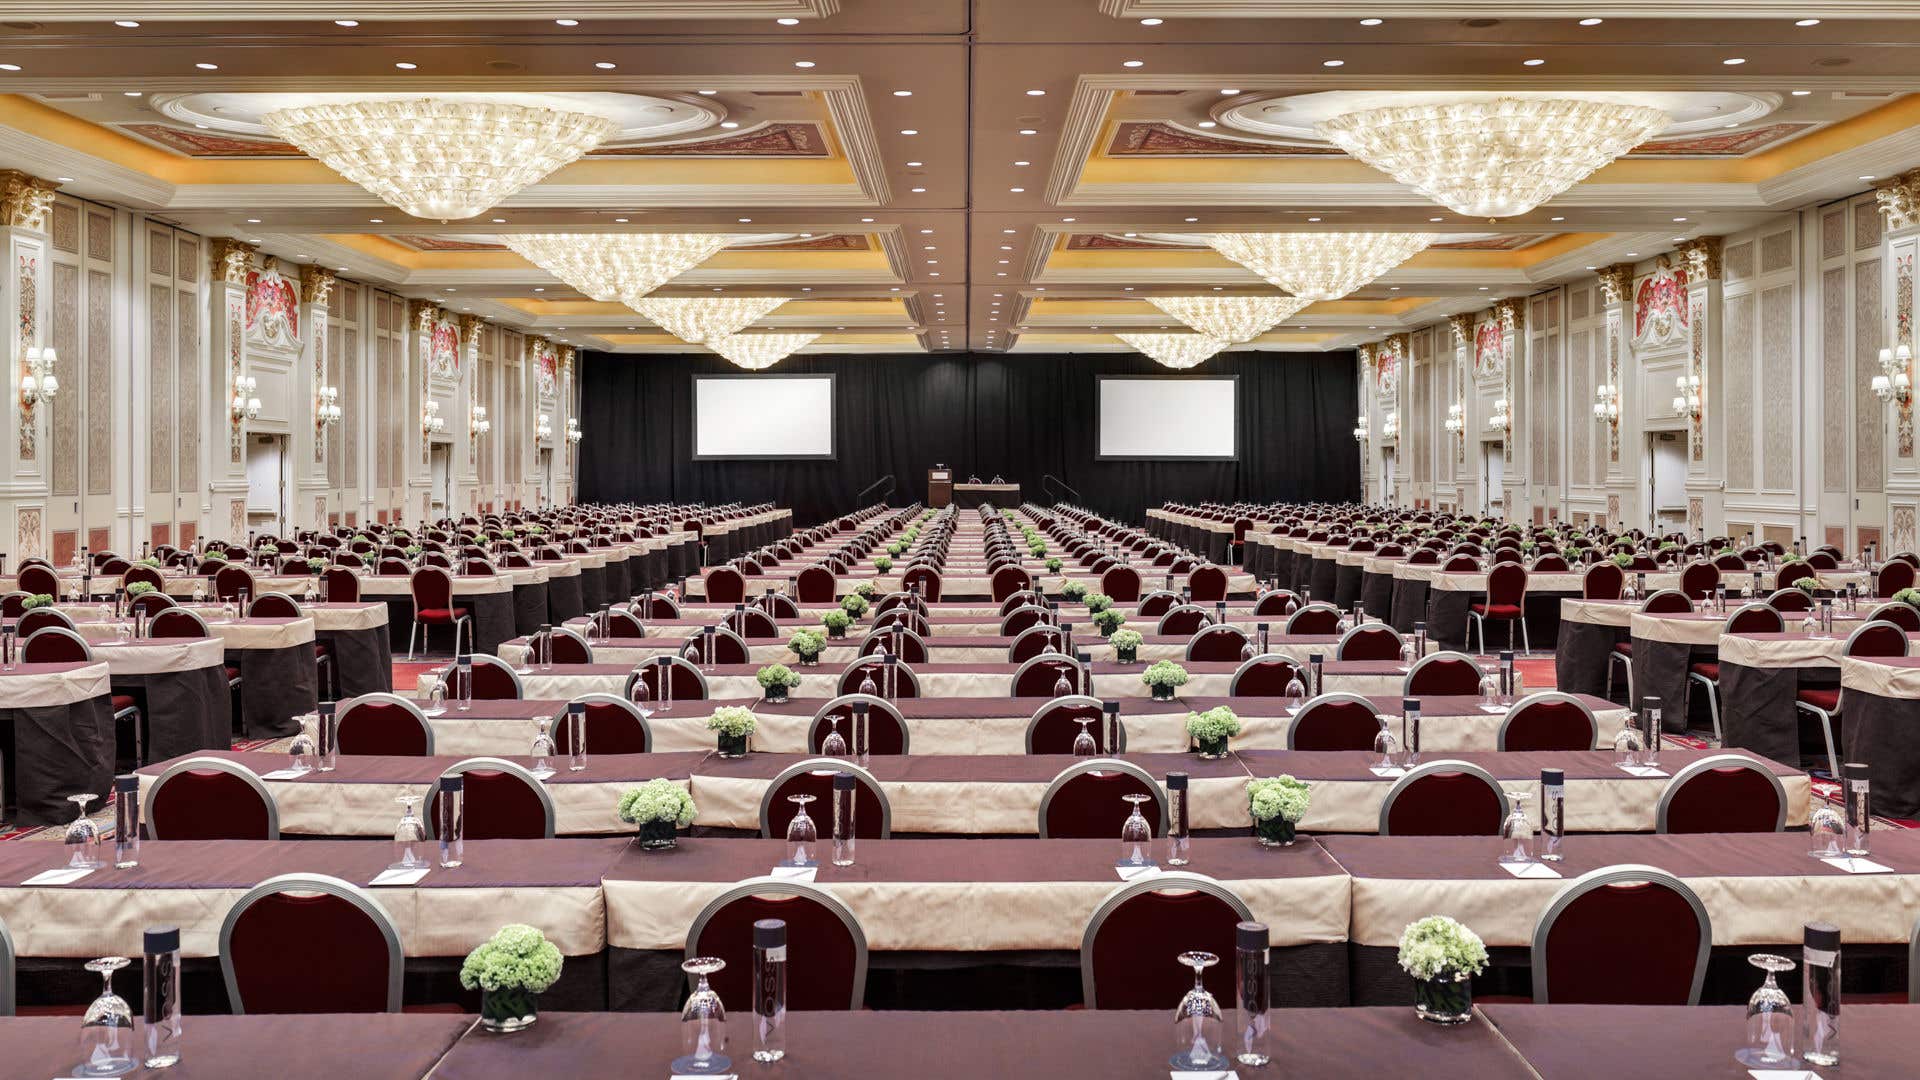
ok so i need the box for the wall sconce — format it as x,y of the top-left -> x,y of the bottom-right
19,345 -> 58,408
469,404 -> 491,438
1592,383 -> 1620,425
1443,403 -> 1465,436
1380,410 -> 1399,440
421,400 -> 446,438
315,385 -> 341,430
534,414 -> 553,441
1672,374 -> 1702,418
1352,414 -> 1369,442
565,417 -> 583,445
1873,344 -> 1913,404
1486,398 -> 1512,434
230,374 -> 260,422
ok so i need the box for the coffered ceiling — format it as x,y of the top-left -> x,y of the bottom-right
1,0 -> 1915,357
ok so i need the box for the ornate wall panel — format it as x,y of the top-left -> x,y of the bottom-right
1724,291 -> 1754,492
1855,259 -> 1885,493
85,267 -> 109,496
1821,267 -> 1849,494
1856,201 -> 1885,252
1724,241 -> 1754,284
147,281 -> 172,493
1759,230 -> 1794,275
49,202 -> 78,255
50,262 -> 78,497
175,267 -> 198,493
1568,327 -> 1590,484
1822,209 -> 1847,262
1760,285 -> 1795,491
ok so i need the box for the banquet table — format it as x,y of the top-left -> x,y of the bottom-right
423,657 -> 1524,703
3,1014 -> 473,1080
1323,829 -> 1920,1004
0,838 -> 622,1011
1146,508 -> 1238,565
1838,654 -> 1920,817
953,481 -> 1021,509
89,634 -> 233,763
686,566 -> 1259,601
1625,608 -> 1879,740
0,660 -> 115,825
1482,1003 -> 1920,1078
358,571 -> 522,655
136,745 -> 1783,838
412,693 -> 1627,757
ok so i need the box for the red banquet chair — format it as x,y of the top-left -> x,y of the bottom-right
991,566 -> 1032,602
1007,624 -> 1067,663
219,874 -> 403,1013
901,567 -> 942,601
794,566 -> 836,604
1531,866 -> 1710,1005
686,880 -> 868,1011
1184,624 -> 1249,663
1252,590 -> 1301,616
1686,603 -> 1784,745
808,694 -> 909,755
1582,562 -> 1624,600
1795,619 -> 1910,777
1378,760 -> 1508,835
837,656 -> 922,698
1229,656 -> 1303,697
1404,652 -> 1486,697
1187,566 -> 1228,603
214,563 -> 258,602
1336,623 -> 1403,661
1497,692 -> 1601,751
1654,754 -> 1788,833
1080,873 -> 1254,1009
704,567 -> 747,605
1869,601 -> 1920,632
427,758 -> 555,840
1283,604 -> 1341,636
1137,591 -> 1179,618
1156,605 -> 1212,637
1038,759 -> 1166,839
1876,559 -> 1916,598
336,693 -> 435,756
1467,562 -> 1530,654
757,760 -> 891,839
15,564 -> 58,598
556,695 -> 654,755
322,567 -> 361,603
1287,693 -> 1382,750
1025,695 -> 1120,754
406,567 -> 471,660
145,757 -> 279,840
626,657 -> 710,704
1101,565 -> 1142,602
998,604 -> 1049,639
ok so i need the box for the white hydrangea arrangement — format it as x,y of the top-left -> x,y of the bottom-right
1141,660 -> 1190,688
459,923 -> 564,994
1184,705 -> 1242,744
788,629 -> 826,661
1109,628 -> 1143,651
1396,915 -> 1489,981
705,705 -> 758,738
616,779 -> 696,826
1246,775 -> 1310,823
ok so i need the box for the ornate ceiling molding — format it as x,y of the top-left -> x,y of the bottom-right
1447,313 -> 1474,348
8,0 -> 839,19
0,169 -> 59,232
1100,0 -> 1920,16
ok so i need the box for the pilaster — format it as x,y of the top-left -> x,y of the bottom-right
0,169 -> 59,561
1679,236 -> 1724,536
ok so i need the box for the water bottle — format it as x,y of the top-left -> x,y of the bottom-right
1235,921 -> 1271,1068
1165,772 -> 1190,867
142,925 -> 183,1069
437,774 -> 464,868
113,774 -> 140,869
1802,921 -> 1841,1067
831,772 -> 857,867
1401,698 -> 1421,766
1843,762 -> 1871,856
455,654 -> 473,712
1540,768 -> 1564,862
316,701 -> 338,772
752,919 -> 788,1063
566,700 -> 588,772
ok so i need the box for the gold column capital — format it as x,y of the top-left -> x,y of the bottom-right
1677,236 -> 1724,281
0,169 -> 59,232
1875,168 -> 1920,232
1597,263 -> 1637,306
299,265 -> 336,306
209,237 -> 257,286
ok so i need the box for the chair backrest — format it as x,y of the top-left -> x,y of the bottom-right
1532,864 -> 1710,1005
1080,872 -> 1254,1009
1025,695 -> 1121,754
1136,590 -> 1178,618
1156,604 -> 1212,637
558,693 -> 653,754
1678,561 -> 1720,601
336,692 -> 434,756
629,656 -> 710,702
1100,565 -> 1142,602
15,564 -> 57,597
686,878 -> 868,1010
1252,589 -> 1300,616
1767,587 -> 1814,612
214,563 -> 258,601
1878,559 -> 1917,598
1404,651 -> 1485,696
145,756 -> 280,839
220,873 -> 403,1014
1869,601 -> 1920,632
408,566 -> 454,610
1724,602 -> 1785,635
807,693 -> 909,755
1184,624 -> 1249,663
1845,618 -> 1911,659
725,607 -> 782,641
1007,623 -> 1068,663
900,566 -> 942,600
1654,754 -> 1788,833
1336,623 -> 1403,661
249,591 -> 303,619
123,564 -> 165,589
20,624 -> 90,663
1582,562 -> 1624,600
1038,758 -> 1167,839
757,759 -> 891,839
1497,691 -> 1599,752
467,654 -> 525,699
1379,759 -> 1508,835
547,626 -> 594,664
428,757 -> 556,839
858,626 -> 929,664
990,565 -> 1032,602
704,567 -> 747,604
1486,561 -> 1528,605
1229,655 -> 1303,697
148,607 -> 211,638
1010,654 -> 1079,698
794,565 -> 837,603
1187,565 -> 1228,602
1287,692 -> 1381,750
1639,588 -> 1693,614
835,655 -> 921,698
1283,603 -> 1342,636
129,591 -> 178,617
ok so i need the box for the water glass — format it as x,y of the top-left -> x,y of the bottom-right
1497,791 -> 1534,864
529,716 -> 556,780
1118,793 -> 1154,867
1071,717 -> 1098,757
423,676 -> 447,716
389,795 -> 428,871
65,792 -> 103,869
674,957 -> 731,1076
784,794 -> 817,865
1736,954 -> 1798,1069
73,956 -> 137,1077
1170,951 -> 1228,1071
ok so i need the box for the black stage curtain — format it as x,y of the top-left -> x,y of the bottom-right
578,350 -> 1359,524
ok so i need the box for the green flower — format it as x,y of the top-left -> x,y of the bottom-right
617,778 -> 696,826
405,545 -> 423,556
821,609 -> 853,631
756,664 -> 800,689
888,541 -> 906,557
1142,661 -> 1189,688
459,923 -> 564,994
1045,557 -> 1062,573
1397,915 -> 1489,981
1092,608 -> 1125,633
125,582 -> 157,598
1084,592 -> 1113,613
307,558 -> 327,572
1109,629 -> 1143,651
1894,587 -> 1920,610
874,556 -> 893,573
202,551 -> 227,564
1060,581 -> 1088,602
841,593 -> 870,617
1611,553 -> 1635,568
1247,775 -> 1311,824
139,557 -> 162,568
705,705 -> 758,737
788,629 -> 826,658
1793,576 -> 1819,596
1185,705 -> 1242,743
853,582 -> 877,600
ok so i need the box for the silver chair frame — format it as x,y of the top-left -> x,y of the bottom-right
1653,753 -> 1788,833
755,757 -> 892,838
1037,757 -> 1167,838
1529,863 -> 1710,1005
425,756 -> 556,839
144,755 -> 280,839
218,873 -> 403,1013
1078,871 -> 1253,1008
1377,758 -> 1509,835
685,876 -> 869,1009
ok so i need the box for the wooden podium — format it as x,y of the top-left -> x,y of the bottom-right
928,467 -> 953,508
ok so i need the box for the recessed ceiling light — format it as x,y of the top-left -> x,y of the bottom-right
1220,88 -> 1239,95
923,245 -> 935,250
719,121 -> 740,129
794,60 -> 815,68
861,217 -> 875,222
911,186 -> 927,193
1360,17 -> 1384,25
395,61 -> 417,70
337,267 -> 349,272
1010,187 -> 1025,193
1796,18 -> 1821,26
738,217 -> 752,222
893,90 -> 912,97
245,218 -> 261,223
1723,57 -> 1746,65
1140,17 -> 1163,25
613,217 -> 629,223
1322,59 -> 1345,67
193,62 -> 216,70
555,18 -> 579,26
777,16 -> 800,24
997,272 -> 1007,276
1019,128 -> 1038,135
1061,217 -> 1075,222
906,160 -> 922,166
115,19 -> 140,27
1196,120 -> 1217,128
1672,216 -> 1687,222
122,90 -> 141,96
1625,251 -> 1639,256
1792,89 -> 1813,96
1306,217 -> 1320,223
1523,58 -> 1545,66
1479,286 -> 1489,291
1861,174 -> 1878,181
698,89 -> 717,95
1578,16 -> 1603,24
1013,160 -> 1030,166
1122,60 -> 1144,68
1429,216 -> 1443,222
1025,89 -> 1046,96
900,128 -> 918,135
368,218 -> 383,223
1550,216 -> 1565,222
534,287 -> 545,292
595,61 -> 616,69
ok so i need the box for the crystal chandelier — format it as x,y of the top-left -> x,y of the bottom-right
1146,295 -> 1310,343
710,332 -> 819,371
1116,332 -> 1231,370
1207,232 -> 1435,302
262,99 -> 617,221
633,295 -> 790,345
1316,97 -> 1668,218
503,234 -> 731,302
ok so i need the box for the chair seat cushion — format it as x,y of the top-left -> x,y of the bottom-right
1689,662 -> 1721,681
1612,642 -> 1633,656
1796,688 -> 1841,712
225,666 -> 241,681
417,608 -> 469,622
110,694 -> 137,712
314,641 -> 332,657
1471,603 -> 1523,618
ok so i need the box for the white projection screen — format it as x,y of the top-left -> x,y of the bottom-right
1096,375 -> 1238,459
692,374 -> 836,460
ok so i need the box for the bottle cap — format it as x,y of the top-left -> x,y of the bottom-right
1541,768 -> 1564,786
1166,771 -> 1188,791
1103,700 -> 1119,715
1403,698 -> 1421,712
754,919 -> 787,949
1414,622 -> 1426,632
568,701 -> 586,715
833,771 -> 855,791
1844,762 -> 1870,781
853,700 -> 869,714
1236,921 -> 1269,951
1804,921 -> 1840,953
1500,651 -> 1514,663
1309,653 -> 1324,665
1641,696 -> 1662,711
145,925 -> 180,954
441,774 -> 464,793
114,774 -> 138,795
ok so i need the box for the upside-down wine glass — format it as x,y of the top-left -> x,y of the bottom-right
389,795 -> 428,871
1072,716 -> 1098,757
674,957 -> 731,1076
73,956 -> 137,1077
1735,954 -> 1799,1069
65,792 -> 103,869
1118,793 -> 1154,867
1170,951 -> 1228,1072
820,713 -> 848,758
784,794 -> 817,865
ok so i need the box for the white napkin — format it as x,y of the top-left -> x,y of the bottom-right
1171,1071 -> 1240,1080
1499,861 -> 1563,879
769,864 -> 817,882
1618,764 -> 1668,778
1115,863 -> 1161,882
366,866 -> 430,887
1818,856 -> 1892,874
259,768 -> 309,781
1368,766 -> 1407,778
21,866 -> 94,886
